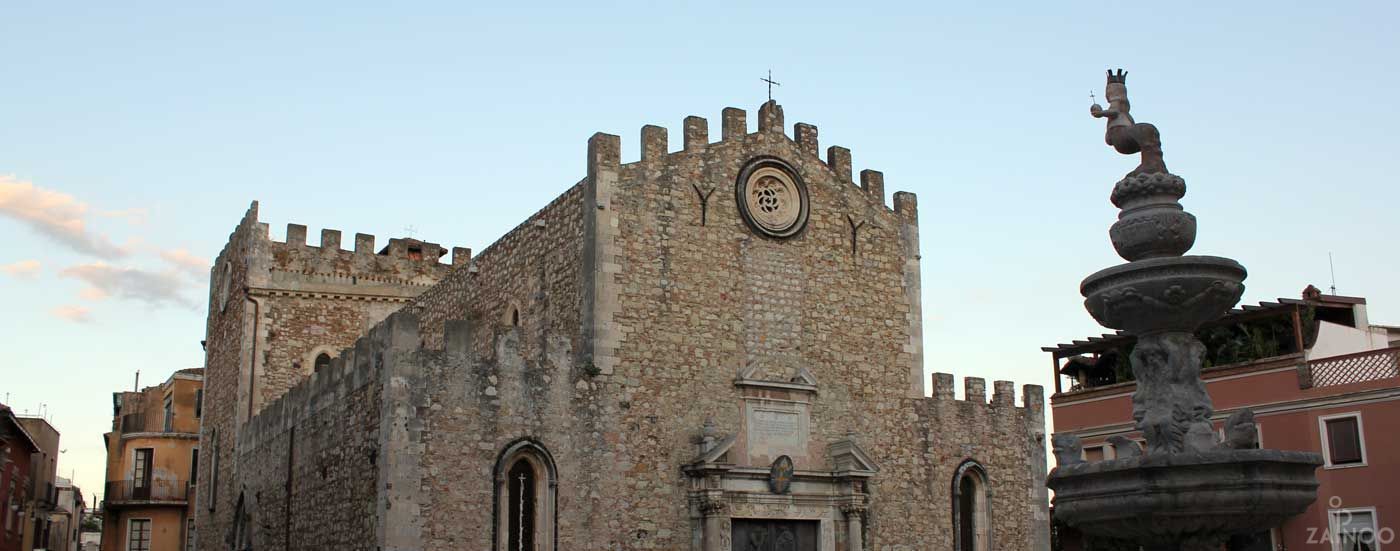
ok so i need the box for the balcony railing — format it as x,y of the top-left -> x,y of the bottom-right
1300,346 -> 1400,389
104,479 -> 190,506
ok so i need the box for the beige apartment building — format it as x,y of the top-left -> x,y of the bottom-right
101,369 -> 202,551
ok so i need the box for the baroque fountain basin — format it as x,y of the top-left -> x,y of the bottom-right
1048,449 -> 1321,542
1081,255 -> 1247,334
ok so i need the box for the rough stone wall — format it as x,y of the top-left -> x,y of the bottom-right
197,202 -> 459,550
229,314 -> 406,551
403,181 -> 586,358
196,202 -> 263,549
597,109 -> 926,549
915,375 -> 1049,550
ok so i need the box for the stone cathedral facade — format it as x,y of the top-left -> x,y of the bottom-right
194,100 -> 1050,551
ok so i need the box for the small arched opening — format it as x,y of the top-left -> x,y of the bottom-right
952,460 -> 990,551
494,439 -> 557,551
313,353 -> 332,373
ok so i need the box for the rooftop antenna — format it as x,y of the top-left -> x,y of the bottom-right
1328,252 -> 1337,294
761,69 -> 781,102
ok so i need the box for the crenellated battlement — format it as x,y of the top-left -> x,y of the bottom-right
221,204 -> 465,296
600,101 -> 918,211
927,371 -> 1046,412
268,222 -> 467,268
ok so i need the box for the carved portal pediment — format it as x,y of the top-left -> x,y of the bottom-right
692,433 -> 736,465
827,438 -> 879,475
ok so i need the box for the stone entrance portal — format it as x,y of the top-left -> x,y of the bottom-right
731,520 -> 819,551
686,371 -> 877,551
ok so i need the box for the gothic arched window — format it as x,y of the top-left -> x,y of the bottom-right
313,353 -> 331,373
495,439 -> 556,551
952,460 -> 990,551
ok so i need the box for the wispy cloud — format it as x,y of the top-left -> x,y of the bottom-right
59,262 -> 196,309
51,305 -> 94,324
0,175 -> 129,259
159,249 -> 209,278
98,207 -> 149,226
0,259 -> 41,279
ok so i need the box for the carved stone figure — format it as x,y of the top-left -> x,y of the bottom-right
1223,409 -> 1260,450
1128,332 -> 1216,455
1107,435 -> 1143,459
1091,69 -> 1167,177
1053,433 -> 1086,465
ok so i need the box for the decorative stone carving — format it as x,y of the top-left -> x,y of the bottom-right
1052,433 -> 1085,466
700,496 -> 729,516
1129,331 -> 1215,455
736,157 -> 809,239
1107,436 -> 1142,459
1108,173 -> 1196,261
1081,257 -> 1247,334
1223,409 -> 1259,450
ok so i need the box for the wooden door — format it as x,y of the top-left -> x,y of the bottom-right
731,520 -> 819,551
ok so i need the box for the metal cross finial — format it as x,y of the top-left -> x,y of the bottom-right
761,70 -> 781,101
404,225 -> 418,238
1089,91 -> 1096,104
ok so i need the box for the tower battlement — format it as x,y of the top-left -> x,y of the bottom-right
606,101 -> 915,210
928,371 -> 1046,412
217,201 -> 463,291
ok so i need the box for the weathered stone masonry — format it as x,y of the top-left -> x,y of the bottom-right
196,204 -> 460,549
197,101 -> 1050,551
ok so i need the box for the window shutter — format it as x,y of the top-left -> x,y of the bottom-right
1326,417 -> 1363,464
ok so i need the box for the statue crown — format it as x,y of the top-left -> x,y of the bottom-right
1106,68 -> 1128,84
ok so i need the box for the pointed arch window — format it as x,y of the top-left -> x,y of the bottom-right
952,460 -> 990,551
495,439 -> 556,551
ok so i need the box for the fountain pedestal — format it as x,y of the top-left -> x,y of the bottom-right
1049,70 -> 1321,550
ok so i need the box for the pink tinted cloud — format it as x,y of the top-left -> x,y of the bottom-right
159,249 -> 209,278
0,259 -> 41,279
0,176 -> 130,259
51,304 -> 94,324
59,262 -> 196,309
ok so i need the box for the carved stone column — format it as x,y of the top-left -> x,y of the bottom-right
841,503 -> 866,551
700,495 -> 729,551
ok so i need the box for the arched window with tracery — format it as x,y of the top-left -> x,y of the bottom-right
952,460 -> 990,551
495,439 -> 556,551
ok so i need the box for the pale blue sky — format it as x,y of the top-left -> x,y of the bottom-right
2,1 -> 1396,499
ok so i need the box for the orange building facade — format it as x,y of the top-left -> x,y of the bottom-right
101,369 -> 203,551
1048,291 -> 1400,551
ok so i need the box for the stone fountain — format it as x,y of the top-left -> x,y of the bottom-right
1045,70 -> 1322,550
